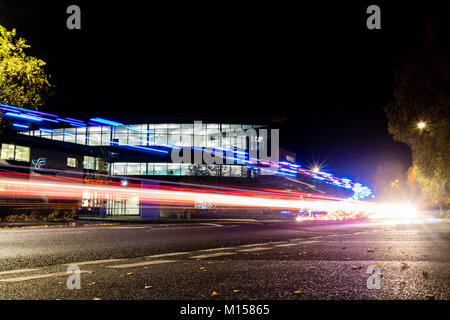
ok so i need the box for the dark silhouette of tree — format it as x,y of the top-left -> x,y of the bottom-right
385,18 -> 449,208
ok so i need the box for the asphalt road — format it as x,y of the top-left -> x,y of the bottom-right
0,218 -> 449,300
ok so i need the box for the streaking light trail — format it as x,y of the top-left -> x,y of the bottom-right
0,174 -> 415,220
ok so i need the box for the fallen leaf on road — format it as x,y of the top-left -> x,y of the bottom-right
88,282 -> 96,286
211,291 -> 219,296
352,265 -> 362,269
93,297 -> 101,300
127,272 -> 134,275
344,257 -> 351,261
424,294 -> 435,300
309,266 -> 317,270
144,285 -> 153,289
294,290 -> 303,294
233,290 -> 240,293
367,248 -> 374,252
373,263 -> 380,267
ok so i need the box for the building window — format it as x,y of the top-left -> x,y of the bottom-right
67,157 -> 77,168
1,144 -> 30,162
15,146 -> 30,162
1,144 -> 15,160
83,156 -> 96,170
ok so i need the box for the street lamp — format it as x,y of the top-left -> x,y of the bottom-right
417,121 -> 426,130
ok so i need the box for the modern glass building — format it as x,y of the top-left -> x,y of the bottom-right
1,104 -> 372,219
17,121 -> 273,178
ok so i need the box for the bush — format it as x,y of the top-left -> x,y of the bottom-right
1,209 -> 78,222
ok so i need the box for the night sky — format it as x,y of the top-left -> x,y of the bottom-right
0,1 -> 443,186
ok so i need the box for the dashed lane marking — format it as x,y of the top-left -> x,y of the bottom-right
196,247 -> 239,252
237,243 -> 269,248
273,243 -> 302,247
190,252 -> 236,259
0,268 -> 40,275
145,252 -> 191,258
238,247 -> 273,252
201,223 -> 224,227
63,258 -> 125,266
107,260 -> 176,269
0,270 -> 91,283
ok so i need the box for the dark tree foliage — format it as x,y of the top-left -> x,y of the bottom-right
385,24 -> 449,203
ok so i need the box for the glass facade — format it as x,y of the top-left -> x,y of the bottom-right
20,122 -> 266,178
23,122 -> 265,150
111,162 -> 248,177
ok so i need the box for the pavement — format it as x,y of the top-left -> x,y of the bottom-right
0,218 -> 449,300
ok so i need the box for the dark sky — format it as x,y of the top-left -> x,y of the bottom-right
0,1 -> 443,186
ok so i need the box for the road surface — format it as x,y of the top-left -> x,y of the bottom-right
0,218 -> 449,300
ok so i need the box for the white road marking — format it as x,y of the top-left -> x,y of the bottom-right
0,270 -> 91,283
0,268 -> 40,275
273,243 -> 301,247
107,260 -> 176,269
109,226 -> 151,230
201,223 -> 224,227
190,252 -> 236,259
63,258 -> 124,266
145,252 -> 190,258
238,247 -> 273,252
196,247 -> 238,252
237,243 -> 269,248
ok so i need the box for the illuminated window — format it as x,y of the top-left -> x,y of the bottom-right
230,165 -> 243,177
67,157 -> 77,168
88,126 -> 102,146
127,163 -> 141,175
114,126 -> 128,145
101,126 -> 112,145
15,146 -> 30,162
154,163 -> 167,175
1,144 -> 15,160
76,127 -> 86,145
112,163 -> 126,175
53,129 -> 64,141
83,156 -> 96,170
168,163 -> 181,175
63,128 -> 76,143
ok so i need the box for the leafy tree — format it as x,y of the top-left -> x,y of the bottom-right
385,25 -> 449,207
0,25 -> 51,108
187,164 -> 220,176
